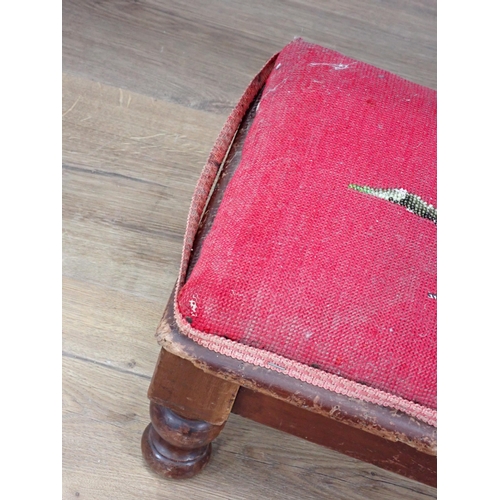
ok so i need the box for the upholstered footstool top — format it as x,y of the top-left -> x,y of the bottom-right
164,39 -> 436,426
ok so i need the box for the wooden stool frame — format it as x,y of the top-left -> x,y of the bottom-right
141,92 -> 437,487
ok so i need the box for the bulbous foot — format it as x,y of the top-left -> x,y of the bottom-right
141,402 -> 225,479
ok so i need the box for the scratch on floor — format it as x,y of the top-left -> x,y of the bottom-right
62,95 -> 81,118
130,133 -> 166,140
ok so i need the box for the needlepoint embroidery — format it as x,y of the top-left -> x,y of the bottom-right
348,184 -> 437,224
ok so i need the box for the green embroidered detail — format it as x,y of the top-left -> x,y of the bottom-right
348,184 -> 437,224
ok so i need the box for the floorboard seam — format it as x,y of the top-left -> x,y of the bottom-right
62,350 -> 152,380
62,162 -> 171,189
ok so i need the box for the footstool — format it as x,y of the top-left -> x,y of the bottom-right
142,38 -> 437,486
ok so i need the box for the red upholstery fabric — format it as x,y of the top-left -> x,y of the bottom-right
178,39 -> 436,412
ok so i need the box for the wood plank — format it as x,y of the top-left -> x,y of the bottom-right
63,0 -> 435,115
62,74 -> 223,298
62,73 -> 225,185
63,276 -> 163,376
63,356 -> 436,499
62,210 -> 179,301
62,161 -> 186,292
62,163 -> 188,240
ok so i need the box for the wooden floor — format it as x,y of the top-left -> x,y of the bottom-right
62,1 -> 437,498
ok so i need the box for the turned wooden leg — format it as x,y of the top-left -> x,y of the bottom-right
142,348 -> 239,479
141,402 -> 225,479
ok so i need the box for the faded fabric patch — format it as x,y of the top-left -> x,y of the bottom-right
176,39 -> 436,421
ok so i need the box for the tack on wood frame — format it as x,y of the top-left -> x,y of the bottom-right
141,70 -> 437,488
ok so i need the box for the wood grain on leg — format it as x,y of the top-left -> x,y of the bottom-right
142,402 -> 225,479
143,348 -> 239,478
148,347 -> 240,425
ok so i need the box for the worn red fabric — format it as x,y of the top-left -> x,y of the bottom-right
177,39 -> 436,414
